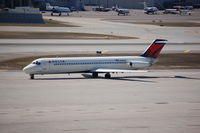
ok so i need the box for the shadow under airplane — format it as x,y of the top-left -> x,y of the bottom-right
34,74 -> 200,82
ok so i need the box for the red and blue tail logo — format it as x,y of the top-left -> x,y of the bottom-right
141,39 -> 167,58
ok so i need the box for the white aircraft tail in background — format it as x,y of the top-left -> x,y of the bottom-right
23,39 -> 167,79
143,2 -> 159,14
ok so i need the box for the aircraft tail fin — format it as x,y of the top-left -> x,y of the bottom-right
46,3 -> 51,7
46,3 -> 53,10
141,39 -> 167,58
143,2 -> 147,9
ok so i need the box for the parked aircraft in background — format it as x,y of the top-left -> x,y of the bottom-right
173,6 -> 193,10
163,8 -> 192,15
116,8 -> 130,15
163,9 -> 179,14
179,9 -> 192,15
23,39 -> 167,79
163,5 -> 193,15
143,2 -> 158,14
93,6 -> 110,12
112,5 -> 130,16
114,6 -> 130,16
46,3 -> 71,16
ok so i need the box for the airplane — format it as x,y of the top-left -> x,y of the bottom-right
163,9 -> 179,14
115,8 -> 130,16
163,5 -> 193,15
23,39 -> 167,79
45,3 -> 71,16
143,2 -> 158,14
173,6 -> 193,10
93,6 -> 110,12
113,5 -> 130,16
163,8 -> 191,15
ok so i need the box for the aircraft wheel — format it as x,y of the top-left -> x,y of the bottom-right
51,13 -> 53,16
59,13 -> 61,16
92,73 -> 98,78
105,73 -> 111,79
30,74 -> 34,79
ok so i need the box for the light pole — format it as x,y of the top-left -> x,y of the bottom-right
28,0 -> 32,7
2,0 -> 5,8
11,0 -> 14,8
19,0 -> 22,6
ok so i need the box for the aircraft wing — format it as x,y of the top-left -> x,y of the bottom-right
91,68 -> 148,73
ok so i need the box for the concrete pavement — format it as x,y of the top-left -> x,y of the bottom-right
0,70 -> 200,133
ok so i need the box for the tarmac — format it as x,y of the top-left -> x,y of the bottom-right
0,42 -> 200,61
1,9 -> 200,43
0,9 -> 200,133
0,70 -> 200,133
1,42 -> 200,53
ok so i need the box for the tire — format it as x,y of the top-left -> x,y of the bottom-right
30,74 -> 34,79
105,73 -> 111,79
92,73 -> 98,78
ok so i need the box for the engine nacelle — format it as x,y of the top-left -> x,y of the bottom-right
128,61 -> 150,68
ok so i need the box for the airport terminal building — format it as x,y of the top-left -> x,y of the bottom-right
0,0 -> 84,9
1,0 -> 200,9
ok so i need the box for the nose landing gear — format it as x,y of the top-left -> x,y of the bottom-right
30,74 -> 34,79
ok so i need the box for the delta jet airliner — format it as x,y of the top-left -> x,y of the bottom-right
23,39 -> 167,79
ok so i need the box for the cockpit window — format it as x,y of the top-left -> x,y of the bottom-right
32,61 -> 41,65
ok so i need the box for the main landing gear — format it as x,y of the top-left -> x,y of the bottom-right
105,73 -> 111,79
92,73 -> 111,79
92,72 -> 98,78
30,74 -> 34,79
51,12 -> 62,16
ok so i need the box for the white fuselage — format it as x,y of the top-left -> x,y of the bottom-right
23,56 -> 154,75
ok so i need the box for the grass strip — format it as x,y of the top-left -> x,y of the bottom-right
0,19 -> 78,27
0,31 -> 136,39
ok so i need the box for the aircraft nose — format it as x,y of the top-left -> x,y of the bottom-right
23,65 -> 32,74
22,67 -> 26,72
23,65 -> 37,74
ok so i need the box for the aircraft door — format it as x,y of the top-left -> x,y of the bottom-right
41,61 -> 50,71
